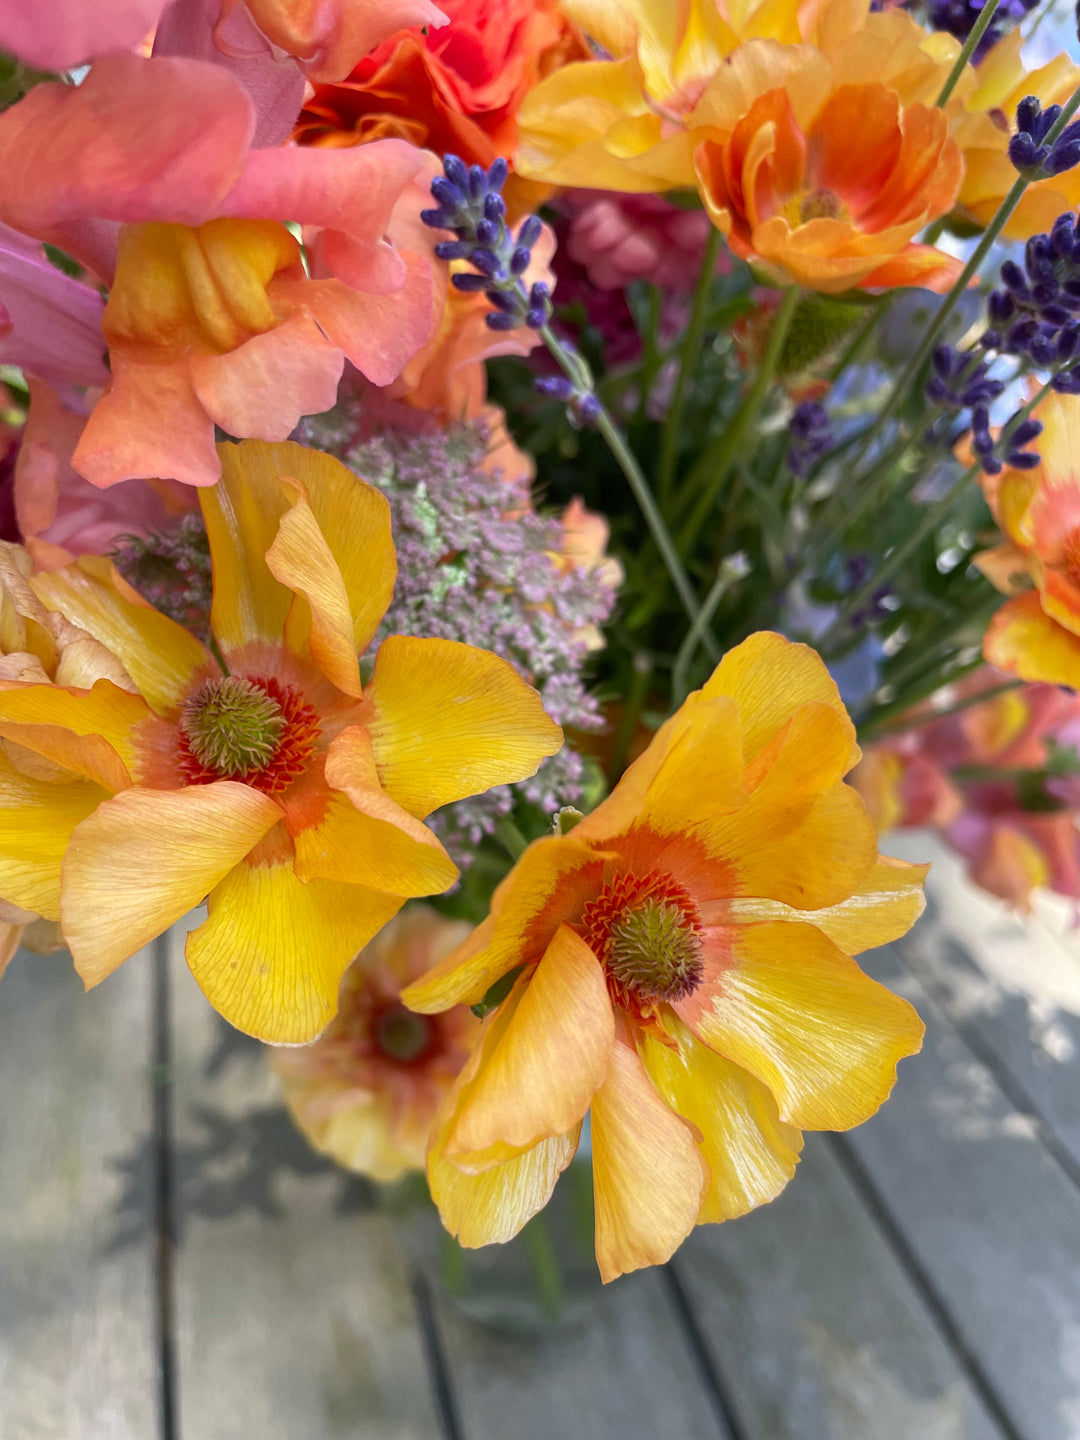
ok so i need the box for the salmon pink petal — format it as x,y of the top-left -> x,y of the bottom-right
402,837 -> 604,1013
0,750 -> 107,921
0,0 -> 171,70
446,924 -> 614,1159
857,245 -> 964,294
240,0 -> 449,84
186,856 -> 405,1042
62,781 -> 281,986
31,557 -> 214,713
0,224 -> 107,388
73,359 -> 222,489
591,1036 -> 707,1283
984,591 -> 1080,687
190,312 -> 344,447
677,920 -> 924,1131
640,1014 -> 803,1223
0,55 -> 254,277
365,635 -> 563,819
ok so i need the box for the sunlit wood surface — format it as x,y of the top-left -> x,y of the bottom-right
2,832 -> 1079,1440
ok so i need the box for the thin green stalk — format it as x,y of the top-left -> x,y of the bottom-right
608,652 -> 653,785
819,378 -> 1054,649
935,0 -> 1001,106
671,557 -> 747,705
677,285 -> 801,549
856,653 -> 988,739
658,226 -> 723,504
542,325 -> 718,658
636,285 -> 663,424
842,81 -> 1080,481
495,817 -> 529,860
523,1215 -> 563,1323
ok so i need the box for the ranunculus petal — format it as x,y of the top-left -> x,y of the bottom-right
720,854 -> 929,953
591,1036 -> 706,1282
429,1126 -> 580,1248
187,854 -> 404,1042
677,920 -> 924,1131
62,781 -> 281,985
365,635 -> 563,819
292,792 -> 459,897
984,591 -> 1080,687
640,1013 -> 803,1223
446,924 -> 614,1157
0,677 -> 148,791
402,837 -> 604,1012
0,750 -> 107,920
31,557 -> 214,713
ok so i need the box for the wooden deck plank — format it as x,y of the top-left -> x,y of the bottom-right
432,1264 -> 732,1440
166,918 -> 443,1440
850,944 -> 1080,1440
0,947 -> 159,1440
886,831 -> 1080,1173
673,1133 -> 1008,1440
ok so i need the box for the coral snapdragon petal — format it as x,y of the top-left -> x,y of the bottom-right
641,1014 -> 803,1223
0,0 -> 171,70
446,924 -> 614,1157
366,635 -> 563,819
62,781 -> 281,986
591,1036 -> 707,1283
677,920 -> 924,1131
31,558 -> 214,713
186,856 -> 405,1042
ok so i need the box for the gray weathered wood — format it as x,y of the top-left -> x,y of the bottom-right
673,1133 -> 1008,1440
0,947 -> 159,1440
851,943 -> 1080,1440
433,1263 -> 732,1440
166,915 -> 443,1440
887,830 -> 1080,1174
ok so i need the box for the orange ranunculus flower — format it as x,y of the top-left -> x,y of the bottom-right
0,441 -> 562,1042
274,905 -> 479,1180
975,390 -> 1080,687
691,43 -> 964,292
296,0 -> 582,175
514,0 -> 957,196
951,31 -> 1080,240
403,633 -> 926,1282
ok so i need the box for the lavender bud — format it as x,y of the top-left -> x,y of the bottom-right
1052,213 -> 1076,256
431,175 -> 466,210
518,215 -> 543,250
1010,418 -> 1043,446
421,207 -> 454,230
475,217 -> 500,246
486,157 -> 509,191
1006,449 -> 1041,468
434,239 -> 473,260
485,311 -> 519,331
535,375 -> 576,401
575,393 -> 602,426
1046,139 -> 1080,175
451,272 -> 490,293
444,154 -> 470,190
525,306 -> 548,329
509,246 -> 532,275
1001,259 -> 1027,291
1016,95 -> 1041,134
1009,133 -> 1043,170
469,247 -> 502,277
931,344 -> 954,378
483,192 -> 506,223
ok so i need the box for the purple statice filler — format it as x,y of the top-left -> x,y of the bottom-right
111,513 -> 213,640
301,405 -> 616,866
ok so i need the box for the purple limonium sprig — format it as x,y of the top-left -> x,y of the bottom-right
786,400 -> 833,477
421,154 -> 552,334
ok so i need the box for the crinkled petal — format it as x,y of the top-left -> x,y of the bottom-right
640,1013 -> 802,1223
0,678 -> 148,791
293,792 -> 459,897
186,856 -> 404,1042
676,920 -> 924,1131
365,635 -> 563,819
591,1036 -> 706,1282
446,924 -> 613,1158
0,750 -> 107,920
430,1127 -> 580,1248
62,781 -> 281,985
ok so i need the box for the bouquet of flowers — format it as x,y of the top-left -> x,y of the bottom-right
1,0 -> 1078,1293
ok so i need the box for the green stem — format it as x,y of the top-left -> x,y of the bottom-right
523,1214 -> 563,1323
541,325 -> 718,658
935,0 -> 1001,106
670,557 -> 747,705
677,285 -> 800,549
658,226 -> 722,504
842,82 -> 1080,481
608,652 -> 653,786
495,817 -> 529,860
856,653 -> 988,740
636,285 -> 663,424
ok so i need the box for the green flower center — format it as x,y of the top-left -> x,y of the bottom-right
606,898 -> 704,1004
180,676 -> 287,778
375,1003 -> 433,1064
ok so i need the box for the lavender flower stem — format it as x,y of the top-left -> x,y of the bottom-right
935,0 -> 1002,107
657,225 -> 723,504
540,324 -> 720,660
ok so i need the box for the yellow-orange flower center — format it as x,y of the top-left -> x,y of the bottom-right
178,675 -> 320,794
581,870 -> 704,1006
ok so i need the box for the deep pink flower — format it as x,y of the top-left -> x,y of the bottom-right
0,223 -> 108,390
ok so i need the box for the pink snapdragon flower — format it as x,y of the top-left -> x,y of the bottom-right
0,53 -> 439,487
